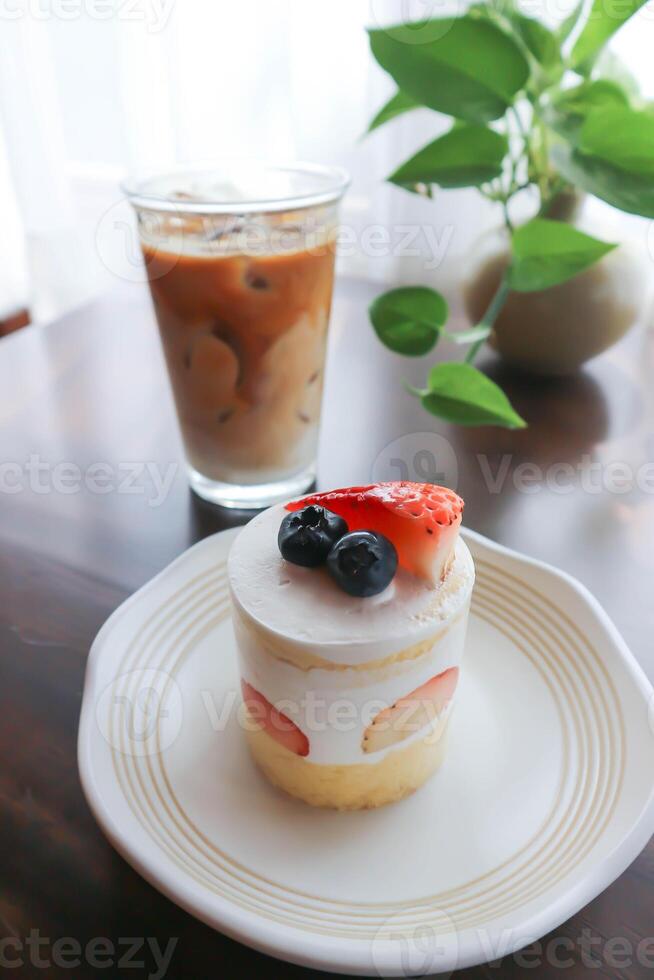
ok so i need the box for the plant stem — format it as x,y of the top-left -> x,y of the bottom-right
502,199 -> 514,234
465,97 -> 546,365
465,274 -> 511,363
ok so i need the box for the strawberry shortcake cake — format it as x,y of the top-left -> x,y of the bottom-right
228,482 -> 474,809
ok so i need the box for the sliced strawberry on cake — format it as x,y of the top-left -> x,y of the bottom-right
362,666 -> 459,754
287,482 -> 463,584
241,680 -> 310,757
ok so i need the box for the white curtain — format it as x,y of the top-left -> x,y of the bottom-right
0,0 -> 652,322
0,123 -> 28,319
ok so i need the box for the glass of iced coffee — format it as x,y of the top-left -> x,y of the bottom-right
124,162 -> 349,508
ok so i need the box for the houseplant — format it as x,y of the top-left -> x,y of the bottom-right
366,0 -> 652,428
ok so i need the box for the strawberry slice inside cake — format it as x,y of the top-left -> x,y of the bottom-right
362,667 -> 459,754
241,681 -> 310,757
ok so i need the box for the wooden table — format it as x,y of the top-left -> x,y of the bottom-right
1,277 -> 653,978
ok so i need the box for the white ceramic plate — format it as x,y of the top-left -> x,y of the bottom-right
78,528 -> 654,977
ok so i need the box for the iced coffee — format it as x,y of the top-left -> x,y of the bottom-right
125,165 -> 348,508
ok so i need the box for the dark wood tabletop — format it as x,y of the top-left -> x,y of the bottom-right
1,276 -> 653,979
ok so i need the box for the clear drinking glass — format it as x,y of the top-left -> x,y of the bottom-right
124,162 -> 349,509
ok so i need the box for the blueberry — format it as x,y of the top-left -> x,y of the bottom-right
278,505 -> 348,567
327,531 -> 397,597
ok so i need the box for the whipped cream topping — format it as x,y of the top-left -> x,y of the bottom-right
228,503 -> 474,666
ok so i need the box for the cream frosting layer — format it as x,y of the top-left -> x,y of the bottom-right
234,604 -> 470,765
228,503 -> 475,666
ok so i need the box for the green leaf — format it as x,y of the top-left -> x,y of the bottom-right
551,104 -> 654,218
571,0 -> 648,72
558,0 -> 585,43
579,104 -> 654,175
467,3 -> 562,75
546,79 -> 629,141
508,218 -> 616,292
370,287 -> 448,356
445,324 -> 492,344
389,124 -> 508,189
510,13 -> 560,67
552,141 -> 654,217
367,16 -> 529,123
418,362 -> 526,428
551,79 -> 629,116
368,89 -> 418,133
